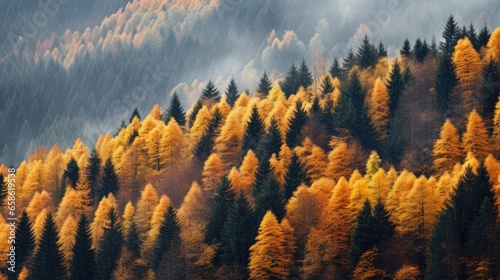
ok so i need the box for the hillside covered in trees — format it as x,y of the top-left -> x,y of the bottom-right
2,14 -> 500,280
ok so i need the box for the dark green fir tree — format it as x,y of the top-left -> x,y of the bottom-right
96,208 -> 123,280
285,100 -> 308,148
257,71 -> 272,96
70,215 -> 97,280
225,78 -> 240,107
241,105 -> 264,157
97,158 -> 119,202
165,92 -> 186,126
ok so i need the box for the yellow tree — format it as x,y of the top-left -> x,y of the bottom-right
55,185 -> 92,227
248,211 -> 288,280
367,168 -> 391,204
43,144 -> 66,194
189,105 -> 212,152
119,137 -> 149,200
369,77 -> 390,141
304,146 -> 327,182
213,108 -> 244,168
462,110 -> 491,160
33,209 -> 48,242
487,27 -> 500,63
122,201 -> 135,237
325,142 -> 354,181
485,154 -> 500,182
349,178 -> 371,214
386,170 -> 417,221
302,228 -> 330,279
26,191 -> 52,222
236,150 -> 259,198
365,151 -> 382,181
280,218 -> 296,277
453,37 -> 482,97
353,248 -> 389,280
435,172 -> 454,211
162,118 -> 185,171
134,183 -> 160,237
58,215 -> 77,266
71,138 -> 89,181
20,160 -> 45,206
393,265 -> 421,280
91,194 -> 119,248
492,96 -> 500,154
309,178 -> 334,210
433,119 -> 462,173
142,194 -> 172,258
201,153 -> 226,194
145,124 -> 168,176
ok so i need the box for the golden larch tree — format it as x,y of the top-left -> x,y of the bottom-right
386,170 -> 417,221
369,77 -> 390,141
143,194 -> 172,258
309,178 -> 334,210
352,248 -> 389,280
201,153 -> 226,194
492,96 -> 500,154
280,218 -> 296,277
213,108 -> 244,168
365,151 -> 382,181
393,265 -> 421,280
91,195 -> 118,249
433,119 -> 462,173
386,167 -> 398,187
0,217 -> 12,266
43,144 -> 66,194
33,209 -> 48,242
237,150 -> 259,198
485,154 -> 500,183
487,27 -> 500,63
122,201 -> 135,237
134,183 -> 160,237
163,118 -> 185,171
189,105 -> 212,152
58,215 -> 77,265
146,124 -> 168,175
349,178 -> 370,214
55,185 -> 92,227
434,172 -> 454,211
20,160 -> 45,206
248,211 -> 288,280
453,38 -> 482,96
325,142 -> 354,181
304,146 -> 327,182
462,109 -> 491,160
302,227 -> 330,279
26,191 -> 52,222
367,168 -> 391,204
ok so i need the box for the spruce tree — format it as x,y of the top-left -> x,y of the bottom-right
349,200 -> 376,268
28,214 -> 67,280
98,158 -> 119,202
85,150 -> 101,205
285,100 -> 308,148
151,206 -> 181,271
204,178 -> 236,245
220,194 -> 256,266
386,59 -> 406,117
165,92 -> 186,126
95,208 -> 123,280
356,36 -> 378,69
254,173 -> 285,223
256,117 -> 282,162
400,38 -> 412,57
125,222 -> 141,259
241,105 -> 264,157
194,108 -> 223,162
377,41 -> 387,57
329,57 -> 343,80
478,25 -> 491,48
188,100 -> 203,128
320,74 -> 335,96
413,38 -> 429,62
15,211 -> 36,279
298,59 -> 313,89
129,107 -> 141,124
441,15 -> 460,54
70,215 -> 97,280
201,80 -> 220,101
225,78 -> 239,107
435,54 -> 457,112
64,158 -> 79,188
280,64 -> 300,97
342,49 -> 357,72
467,24 -> 479,51
283,153 -> 307,200
257,71 -> 272,96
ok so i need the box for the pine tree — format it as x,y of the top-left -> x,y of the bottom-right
435,53 -> 457,112
165,92 -> 186,126
201,80 -> 220,101
357,36 -> 378,69
386,59 -> 406,117
151,206 -> 180,271
15,211 -> 36,279
129,107 -> 141,124
298,59 -> 313,89
63,158 -> 80,189
285,100 -> 308,148
242,105 -> 264,157
125,222 -> 141,259
462,110 -> 491,159
414,38 -> 430,62
377,42 -> 387,57
220,194 -> 255,267
329,57 -> 344,80
433,119 -> 462,173
283,153 -> 307,200
257,72 -> 272,96
280,64 -> 300,97
254,173 -> 285,222
205,178 -> 235,246
70,215 -> 97,280
225,78 -> 239,107
441,15 -> 460,54
320,73 -> 335,96
98,158 -> 119,202
95,208 -> 123,280
256,117 -> 282,162
248,211 -> 288,280
85,150 -> 101,206
400,38 -> 412,57
194,109 -> 223,162
342,49 -> 357,72
28,213 -> 67,280
369,77 -> 390,141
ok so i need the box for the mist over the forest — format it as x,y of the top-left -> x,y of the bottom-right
0,0 -> 498,165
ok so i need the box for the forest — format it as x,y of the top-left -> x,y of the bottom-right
1,14 -> 500,280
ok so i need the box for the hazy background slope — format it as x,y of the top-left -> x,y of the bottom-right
0,0 -> 499,165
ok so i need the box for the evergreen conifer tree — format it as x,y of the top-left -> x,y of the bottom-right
329,57 -> 344,80
283,153 -> 307,200
285,101 -> 308,148
386,59 -> 406,117
15,211 -> 36,279
254,173 -> 285,223
165,92 -> 186,126
98,158 -> 119,202
201,80 -> 221,101
256,117 -> 282,162
441,15 -> 460,54
400,38 -> 412,57
280,64 -> 300,97
435,54 -> 457,112
257,72 -> 272,96
241,105 -> 264,157
129,107 -> 141,124
298,59 -> 313,89
70,215 -> 97,280
194,109 -> 223,162
151,206 -> 180,271
357,36 -> 378,69
63,158 -> 80,189
85,150 -> 101,205
224,79 -> 239,107
95,208 -> 123,280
